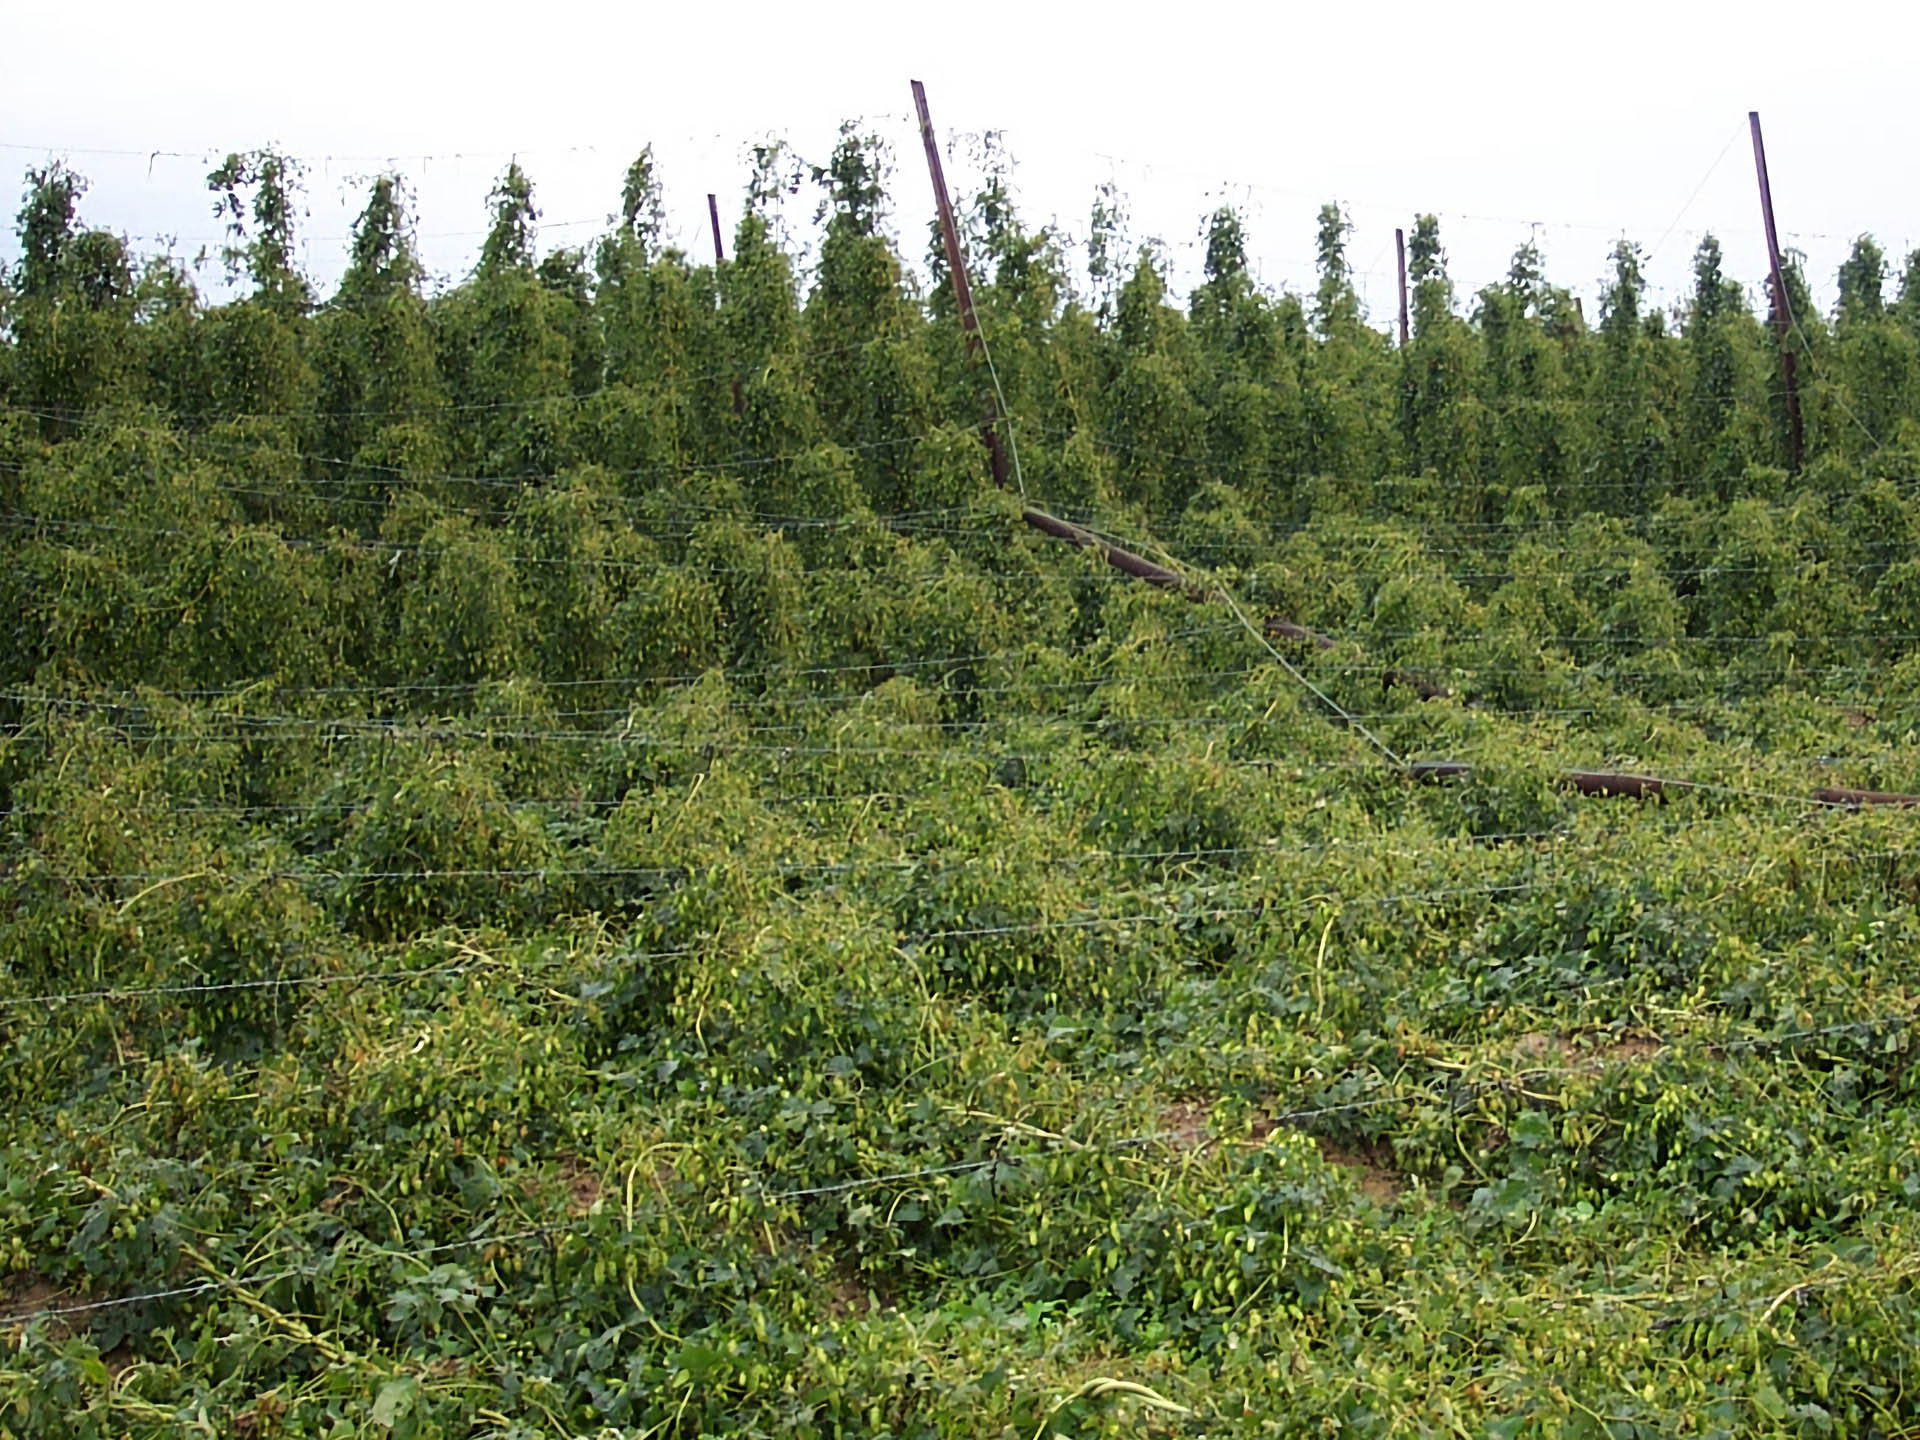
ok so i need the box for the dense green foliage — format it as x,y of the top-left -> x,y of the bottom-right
3,138 -> 1920,1438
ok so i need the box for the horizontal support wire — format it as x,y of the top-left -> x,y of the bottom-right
0,692 -> 1887,742
4,654 -> 1913,727
4,508 -> 1912,598
4,839 -> 1913,1013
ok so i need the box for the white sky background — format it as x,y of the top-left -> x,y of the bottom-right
3,0 -> 1916,328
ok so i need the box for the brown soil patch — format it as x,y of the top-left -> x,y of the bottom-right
1595,1033 -> 1662,1062
823,1273 -> 870,1320
0,1276 -> 78,1338
1316,1138 -> 1405,1204
1512,1031 -> 1559,1060
1513,1030 -> 1662,1066
1158,1101 -> 1213,1152
557,1153 -> 603,1217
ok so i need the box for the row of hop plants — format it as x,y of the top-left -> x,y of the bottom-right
6,135 -> 1920,553
9,419 -> 1920,723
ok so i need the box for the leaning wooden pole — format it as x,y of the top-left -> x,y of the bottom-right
908,81 -> 1254,597
1749,111 -> 1805,473
911,79 -> 1011,491
707,193 -> 744,416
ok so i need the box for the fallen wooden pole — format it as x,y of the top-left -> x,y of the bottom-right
1020,507 -> 1202,595
1812,786 -> 1920,809
1413,763 -> 1920,809
1566,770 -> 1668,800
1262,616 -> 1450,700
1412,764 -> 1673,799
1265,616 -> 1335,652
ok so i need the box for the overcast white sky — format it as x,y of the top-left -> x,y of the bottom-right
4,0 -> 1916,325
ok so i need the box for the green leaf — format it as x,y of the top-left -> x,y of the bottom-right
1751,1375 -> 1788,1422
1511,1110 -> 1555,1149
372,1377 -> 417,1429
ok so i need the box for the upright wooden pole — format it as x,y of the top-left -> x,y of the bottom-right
1749,111 -> 1805,473
910,78 -> 1010,490
1395,228 -> 1410,347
